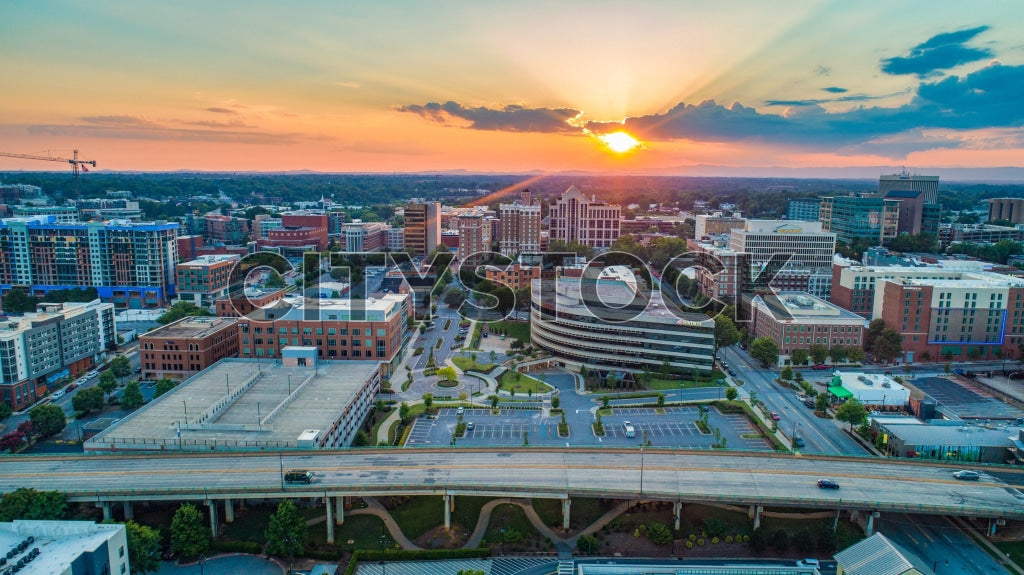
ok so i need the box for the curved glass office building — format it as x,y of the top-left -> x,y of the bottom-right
530,270 -> 714,374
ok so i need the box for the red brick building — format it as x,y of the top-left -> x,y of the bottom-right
484,264 -> 541,291
215,287 -> 288,317
257,211 -> 328,252
139,316 -> 240,381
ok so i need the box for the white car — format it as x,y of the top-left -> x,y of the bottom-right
51,390 -> 65,400
796,559 -> 820,568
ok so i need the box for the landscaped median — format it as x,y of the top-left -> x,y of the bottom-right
497,369 -> 553,395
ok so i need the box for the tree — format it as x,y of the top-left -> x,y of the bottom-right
790,348 -> 809,366
873,328 -> 904,364
352,430 -> 371,446
443,287 -> 466,308
0,431 -> 25,452
647,522 -> 673,545
0,488 -> 68,521
98,371 -> 118,398
835,399 -> 868,430
111,355 -> 132,381
73,386 -> 105,413
124,520 -> 162,574
489,395 -> 499,409
170,503 -> 211,559
436,366 -> 457,382
713,315 -> 741,357
809,343 -> 829,365
864,318 -> 887,353
749,337 -> 779,367
399,402 -> 411,423
120,381 -> 144,410
847,347 -> 865,364
1,287 -> 37,313
749,527 -> 767,552
0,402 -> 12,422
156,301 -> 214,325
780,366 -> 793,381
725,387 -> 738,401
29,404 -> 66,438
815,392 -> 830,412
829,346 -> 848,364
423,393 -> 434,410
265,270 -> 287,288
793,528 -> 817,553
265,499 -> 307,558
771,528 -> 789,552
551,396 -> 560,410
154,378 -> 177,398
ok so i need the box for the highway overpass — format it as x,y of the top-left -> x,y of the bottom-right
2,448 -> 1021,540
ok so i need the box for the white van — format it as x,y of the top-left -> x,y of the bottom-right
623,421 -> 636,438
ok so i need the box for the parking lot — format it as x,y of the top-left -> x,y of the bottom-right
404,406 -> 772,451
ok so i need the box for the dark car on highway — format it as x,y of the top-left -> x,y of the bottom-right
817,478 -> 840,489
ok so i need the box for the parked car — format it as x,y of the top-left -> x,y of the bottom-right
812,364 -> 830,370
727,368 -> 737,376
623,421 -> 636,438
466,421 -> 475,430
51,390 -> 65,400
770,412 -> 781,421
817,478 -> 840,489
803,398 -> 816,408
953,470 -> 980,481
65,383 -> 77,392
796,559 -> 821,568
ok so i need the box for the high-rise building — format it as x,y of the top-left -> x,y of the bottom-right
499,197 -> 541,256
456,212 -> 492,262
786,199 -> 822,222
341,221 -> 389,252
404,201 -> 441,256
548,185 -> 621,249
202,214 -> 250,244
819,196 -> 899,244
0,299 -> 116,411
694,212 -> 746,238
879,171 -> 939,204
728,220 -> 836,270
0,216 -> 179,308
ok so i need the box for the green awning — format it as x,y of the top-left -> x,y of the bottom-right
828,386 -> 853,399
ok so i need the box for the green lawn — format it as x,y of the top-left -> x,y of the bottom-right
452,356 -> 497,373
484,503 -> 540,546
646,377 -> 720,391
220,505 -> 275,542
386,496 -> 445,540
995,540 -> 1024,565
533,497 -> 613,532
307,514 -> 387,551
486,320 -> 531,343
498,370 -> 553,394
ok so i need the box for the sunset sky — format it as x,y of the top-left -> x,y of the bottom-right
2,1 -> 1023,174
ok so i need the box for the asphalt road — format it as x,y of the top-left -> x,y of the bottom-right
875,513 -> 1013,575
720,345 -> 867,456
412,307 -> 464,370
2,449 -> 1022,522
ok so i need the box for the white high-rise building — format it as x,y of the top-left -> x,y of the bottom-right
548,185 -> 621,250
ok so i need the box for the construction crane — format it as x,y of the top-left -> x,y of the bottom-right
0,149 -> 97,195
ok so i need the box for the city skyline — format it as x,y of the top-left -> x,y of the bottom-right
1,2 -> 1023,174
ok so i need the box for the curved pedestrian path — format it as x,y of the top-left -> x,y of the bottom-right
322,495 -> 635,555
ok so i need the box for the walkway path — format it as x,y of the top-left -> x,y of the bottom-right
349,496 -> 423,550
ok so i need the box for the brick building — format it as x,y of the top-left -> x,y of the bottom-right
175,254 -> 239,311
215,287 -> 288,317
483,264 -> 541,291
548,185 -> 621,250
750,291 -> 864,365
139,316 -> 240,381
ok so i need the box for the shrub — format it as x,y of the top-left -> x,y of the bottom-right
712,537 -> 719,544
697,538 -> 705,547
210,540 -> 262,554
725,535 -> 734,544
684,540 -> 693,549
771,529 -> 789,552
689,533 -> 696,541
647,523 -> 673,546
576,534 -> 598,554
703,518 -> 728,538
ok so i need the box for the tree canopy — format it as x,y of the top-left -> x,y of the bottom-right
123,520 -> 162,574
749,337 -> 779,367
157,301 -> 215,325
0,488 -> 68,521
835,399 -> 868,430
170,503 -> 211,559
264,499 -> 307,558
29,404 -> 66,438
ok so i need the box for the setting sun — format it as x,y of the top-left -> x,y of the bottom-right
599,131 -> 641,153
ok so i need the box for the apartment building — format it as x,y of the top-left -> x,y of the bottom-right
483,263 -> 541,291
498,198 -> 541,257
457,212 -> 492,262
729,220 -> 836,270
139,316 -> 240,381
0,299 -> 116,411
0,215 -> 179,308
548,185 -> 621,250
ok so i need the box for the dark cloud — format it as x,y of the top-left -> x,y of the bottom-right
580,63 -> 1024,156
206,107 -> 238,114
396,101 -> 582,133
881,26 -> 993,76
24,115 -> 296,144
822,86 -> 847,93
814,65 -> 832,76
764,91 -> 907,107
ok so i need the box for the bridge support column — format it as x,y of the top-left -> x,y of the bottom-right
673,502 -> 682,531
325,497 -> 335,544
562,498 -> 571,531
205,501 -> 218,538
989,520 -> 998,536
123,502 -> 133,520
443,495 -> 451,530
752,505 -> 762,531
224,499 -> 234,523
849,510 -> 859,523
335,496 -> 344,525
98,502 -> 112,522
865,512 -> 876,537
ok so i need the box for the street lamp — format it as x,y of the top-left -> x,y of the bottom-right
639,447 -> 645,497
792,422 -> 801,451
